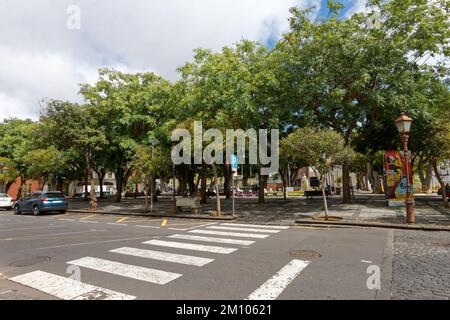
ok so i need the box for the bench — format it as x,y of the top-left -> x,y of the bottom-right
176,197 -> 202,213
265,191 -> 280,196
304,190 -> 329,199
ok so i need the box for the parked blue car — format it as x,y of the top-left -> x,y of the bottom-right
14,191 -> 69,216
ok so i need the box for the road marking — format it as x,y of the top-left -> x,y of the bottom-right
0,230 -> 100,240
0,290 -> 12,295
360,260 -> 373,264
107,223 -> 128,226
80,214 -> 97,220
221,223 -> 289,230
35,236 -> 154,250
190,229 -> 269,239
80,220 -> 98,224
184,222 -> 217,230
0,225 -> 66,232
116,217 -> 128,223
67,257 -> 182,285
10,270 -> 135,300
136,225 -> 160,229
111,247 -> 214,267
207,226 -> 280,233
58,219 -> 75,221
143,239 -> 237,254
161,218 -> 168,227
169,234 -> 255,246
247,259 -> 310,300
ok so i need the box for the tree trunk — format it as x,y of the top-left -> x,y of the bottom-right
115,167 -> 123,203
342,162 -> 351,203
418,156 -> 426,192
16,175 -> 25,199
258,174 -> 268,204
212,163 -> 221,216
200,164 -> 207,204
84,169 -> 89,201
424,161 -> 433,194
224,164 -> 232,199
144,178 -> 150,213
281,169 -> 288,200
432,160 -> 449,208
321,176 -> 329,220
86,151 -> 97,211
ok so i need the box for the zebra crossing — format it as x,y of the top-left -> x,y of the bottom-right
9,222 -> 300,300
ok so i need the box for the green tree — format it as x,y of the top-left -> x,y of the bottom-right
282,127 -> 355,219
0,119 -> 39,198
279,0 -> 449,203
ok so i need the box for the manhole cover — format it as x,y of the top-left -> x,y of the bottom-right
9,256 -> 51,267
290,250 -> 322,259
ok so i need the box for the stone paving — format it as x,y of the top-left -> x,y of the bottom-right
67,193 -> 450,227
392,230 -> 450,300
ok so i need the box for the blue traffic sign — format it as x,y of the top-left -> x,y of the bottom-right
231,155 -> 238,170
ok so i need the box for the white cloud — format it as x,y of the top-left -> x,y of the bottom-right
1,0 -> 317,121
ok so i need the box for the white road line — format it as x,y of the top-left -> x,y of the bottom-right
58,219 -> 75,221
35,236 -> 154,250
207,226 -> 280,233
221,223 -> 289,230
169,234 -> 255,246
184,222 -> 217,231
10,270 -> 135,300
190,229 -> 269,239
111,247 -> 214,267
0,225 -> 66,232
136,225 -> 160,229
67,257 -> 182,285
247,259 -> 310,300
1,230 -> 100,240
168,228 -> 189,231
107,223 -> 128,226
143,239 -> 237,254
80,221 -> 98,224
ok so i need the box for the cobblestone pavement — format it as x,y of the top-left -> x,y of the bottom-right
392,230 -> 450,299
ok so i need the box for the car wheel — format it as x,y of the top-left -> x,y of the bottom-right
7,207 -> 12,211
60,210 -> 67,214
33,205 -> 40,216
14,205 -> 21,215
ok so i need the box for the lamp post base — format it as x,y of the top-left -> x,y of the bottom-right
406,198 -> 415,224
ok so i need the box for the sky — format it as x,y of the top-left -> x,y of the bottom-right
0,0 -> 368,121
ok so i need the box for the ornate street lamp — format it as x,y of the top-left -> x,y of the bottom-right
395,113 -> 414,224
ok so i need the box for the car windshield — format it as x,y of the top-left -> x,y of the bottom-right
0,193 -> 9,198
44,192 -> 64,199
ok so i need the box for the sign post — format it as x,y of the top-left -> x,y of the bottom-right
231,155 -> 238,217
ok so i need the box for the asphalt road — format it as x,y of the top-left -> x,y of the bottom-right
0,210 -> 391,300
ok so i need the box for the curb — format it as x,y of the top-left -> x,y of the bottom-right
295,219 -> 450,231
67,209 -> 237,221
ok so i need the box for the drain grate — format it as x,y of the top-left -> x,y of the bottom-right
9,256 -> 51,267
289,250 -> 322,260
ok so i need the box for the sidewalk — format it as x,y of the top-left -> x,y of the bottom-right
67,193 -> 450,230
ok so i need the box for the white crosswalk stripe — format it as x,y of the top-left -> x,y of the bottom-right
143,239 -> 237,254
110,247 -> 214,267
10,270 -> 135,300
220,223 -> 289,230
207,226 -> 280,233
168,234 -> 255,246
189,229 -> 269,239
67,257 -> 182,284
247,259 -> 310,300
